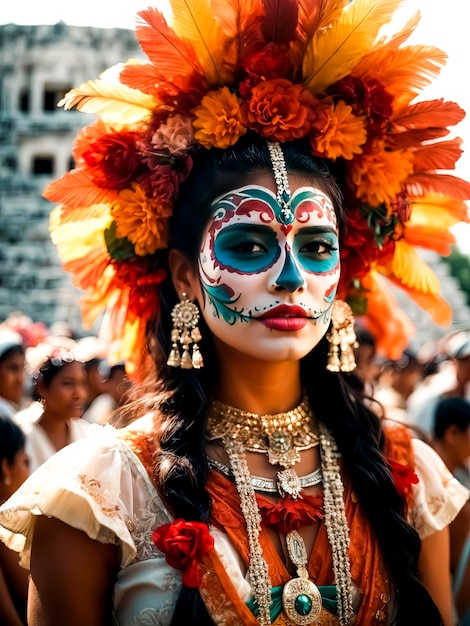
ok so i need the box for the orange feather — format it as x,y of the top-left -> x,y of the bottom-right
387,128 -> 449,151
404,224 -> 455,256
386,277 -> 452,326
406,174 -> 470,201
360,270 -> 415,359
290,0 -> 346,68
353,45 -> 447,110
43,169 -> 118,210
412,138 -> 463,173
135,8 -> 202,80
392,99 -> 465,132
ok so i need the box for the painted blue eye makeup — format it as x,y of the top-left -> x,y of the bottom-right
294,230 -> 339,273
214,225 -> 280,273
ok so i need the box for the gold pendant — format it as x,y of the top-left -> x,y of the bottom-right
282,531 -> 322,625
282,578 -> 322,625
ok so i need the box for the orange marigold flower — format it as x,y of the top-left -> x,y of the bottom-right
243,78 -> 315,142
311,100 -> 366,160
193,87 -> 247,149
112,184 -> 169,256
350,141 -> 414,207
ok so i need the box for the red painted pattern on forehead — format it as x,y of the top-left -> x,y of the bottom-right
295,195 -> 337,227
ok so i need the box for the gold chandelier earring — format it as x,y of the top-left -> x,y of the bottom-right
326,300 -> 358,373
167,293 -> 204,369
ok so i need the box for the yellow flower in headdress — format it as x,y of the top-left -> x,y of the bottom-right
351,141 -> 414,207
193,87 -> 247,149
312,100 -> 367,161
112,184 -> 169,256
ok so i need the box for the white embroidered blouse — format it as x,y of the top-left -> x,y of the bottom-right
0,421 -> 467,625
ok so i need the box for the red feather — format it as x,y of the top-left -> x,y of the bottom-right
387,128 -> 450,151
392,99 -> 465,132
412,138 -> 464,173
261,0 -> 299,45
134,8 -> 202,80
406,174 -> 470,201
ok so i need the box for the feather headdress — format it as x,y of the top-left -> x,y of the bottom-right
43,0 -> 470,375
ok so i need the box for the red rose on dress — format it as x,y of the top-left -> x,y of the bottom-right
152,519 -> 214,588
388,458 -> 419,503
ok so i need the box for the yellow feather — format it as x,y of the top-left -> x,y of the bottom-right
49,209 -> 111,263
409,194 -> 470,228
388,240 -> 440,294
58,75 -> 158,124
303,0 -> 404,93
168,0 -> 233,85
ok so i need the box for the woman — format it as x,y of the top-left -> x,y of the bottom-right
0,416 -> 29,626
0,330 -> 26,420
22,352 -> 89,471
0,1 -> 469,625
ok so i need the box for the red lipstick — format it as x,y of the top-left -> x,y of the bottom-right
258,305 -> 308,331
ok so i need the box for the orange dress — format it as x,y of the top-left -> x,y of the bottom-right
121,424 -> 418,625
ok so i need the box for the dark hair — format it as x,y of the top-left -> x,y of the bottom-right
0,416 -> 26,473
139,137 -> 442,625
0,344 -> 25,366
434,397 -> 470,439
32,353 -> 77,401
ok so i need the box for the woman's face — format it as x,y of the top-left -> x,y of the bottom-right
39,361 -> 88,419
0,351 -> 26,405
194,171 -> 340,363
2,448 -> 30,498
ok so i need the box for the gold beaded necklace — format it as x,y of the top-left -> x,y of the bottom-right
206,394 -> 319,467
207,397 -> 353,625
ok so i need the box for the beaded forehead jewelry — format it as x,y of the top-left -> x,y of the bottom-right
267,141 -> 293,224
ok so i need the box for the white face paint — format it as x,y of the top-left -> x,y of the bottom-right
196,172 -> 341,362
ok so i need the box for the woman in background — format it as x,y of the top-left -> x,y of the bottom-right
0,331 -> 25,420
0,416 -> 29,625
22,353 -> 89,471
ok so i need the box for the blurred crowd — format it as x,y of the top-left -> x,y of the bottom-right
0,310 -> 469,624
354,322 -> 470,625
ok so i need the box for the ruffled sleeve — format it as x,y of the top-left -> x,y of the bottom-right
409,438 -> 470,539
0,424 -> 172,570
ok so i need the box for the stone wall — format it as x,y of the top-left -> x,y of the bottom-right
0,23 -> 143,332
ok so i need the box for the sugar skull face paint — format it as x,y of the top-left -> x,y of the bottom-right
196,173 -> 340,362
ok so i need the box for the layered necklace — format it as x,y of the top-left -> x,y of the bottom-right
206,396 -> 353,626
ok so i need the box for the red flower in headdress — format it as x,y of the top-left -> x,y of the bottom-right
328,76 -> 393,140
239,43 -> 293,98
113,259 -> 166,321
82,130 -> 142,189
152,519 -> 214,588
242,78 -> 316,142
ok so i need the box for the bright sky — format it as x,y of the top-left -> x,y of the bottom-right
2,0 -> 469,251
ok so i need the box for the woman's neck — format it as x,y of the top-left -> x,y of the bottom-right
214,353 -> 303,414
38,412 -> 70,446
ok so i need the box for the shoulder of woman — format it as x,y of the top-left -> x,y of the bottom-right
0,424 -> 171,569
408,437 -> 470,539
